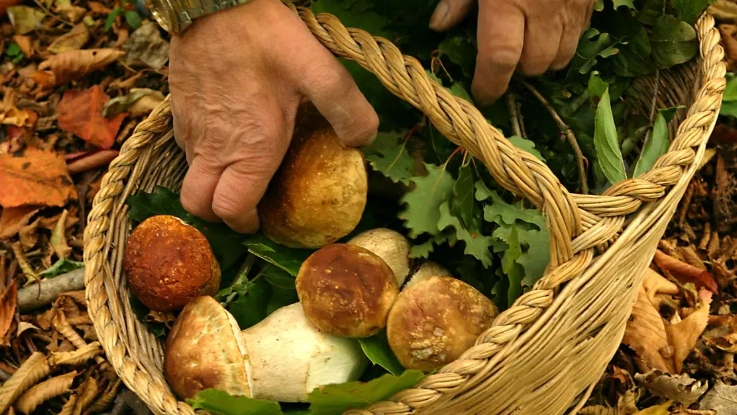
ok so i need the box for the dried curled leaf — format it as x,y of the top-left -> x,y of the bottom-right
14,370 -> 77,415
58,394 -> 78,415
653,250 -> 718,293
699,381 -> 737,414
72,376 -> 99,415
83,378 -> 121,415
0,280 -> 18,346
34,49 -> 125,87
49,342 -> 102,366
666,289 -> 713,373
635,370 -> 708,406
0,352 -> 51,414
53,311 -> 86,349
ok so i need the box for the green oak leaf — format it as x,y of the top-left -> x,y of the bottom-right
357,330 -> 405,376
500,224 -> 525,303
398,162 -> 455,238
650,15 -> 698,68
437,202 -> 494,267
508,136 -> 545,161
438,33 -> 476,78
363,131 -> 417,185
188,389 -> 282,415
569,28 -> 620,74
450,161 -> 477,229
307,370 -> 425,415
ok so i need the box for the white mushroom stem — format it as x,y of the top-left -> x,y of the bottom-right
347,228 -> 411,286
241,303 -> 369,402
404,261 -> 451,289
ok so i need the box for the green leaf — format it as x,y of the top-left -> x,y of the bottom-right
188,389 -> 283,415
363,131 -> 417,185
650,15 -> 698,68
593,87 -> 627,184
357,330 -> 405,376
124,10 -> 142,29
307,370 -> 425,415
437,202 -> 494,267
7,6 -> 45,35
569,28 -> 620,74
508,136 -> 545,161
672,0 -> 713,25
500,225 -> 524,303
262,265 -> 296,290
632,111 -> 670,177
516,227 -> 551,286
721,100 -> 737,118
40,258 -> 84,277
438,34 -> 476,79
723,76 -> 737,102
242,232 -> 313,276
398,162 -> 455,238
612,0 -> 636,10
450,161 -> 476,229
105,8 -> 122,32
125,186 -> 248,271
477,182 -> 546,229
228,277 -> 272,329
587,72 -> 609,99
128,293 -> 166,337
612,24 -> 656,77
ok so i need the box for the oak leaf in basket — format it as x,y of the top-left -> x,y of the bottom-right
0,147 -> 77,209
623,268 -> 712,374
57,85 -> 127,149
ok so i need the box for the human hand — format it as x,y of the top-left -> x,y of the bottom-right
429,0 -> 595,104
168,0 -> 379,233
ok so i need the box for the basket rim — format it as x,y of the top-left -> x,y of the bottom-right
82,5 -> 727,415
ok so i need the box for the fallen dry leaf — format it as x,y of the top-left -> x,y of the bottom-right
635,370 -> 708,406
653,250 -> 718,293
0,146 -> 77,208
1,88 -> 37,127
0,280 -> 18,346
0,205 -> 41,239
13,34 -> 34,58
47,23 -> 89,54
634,400 -> 672,415
711,0 -> 737,23
34,48 -> 125,87
57,85 -> 127,149
66,149 -> 119,174
50,209 -> 70,259
623,269 -> 678,373
19,217 -> 40,251
122,21 -> 169,70
7,5 -> 44,35
699,382 -> 737,414
666,289 -> 713,373
102,88 -> 164,118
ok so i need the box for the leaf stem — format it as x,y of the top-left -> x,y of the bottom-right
519,79 -> 589,194
222,253 -> 256,307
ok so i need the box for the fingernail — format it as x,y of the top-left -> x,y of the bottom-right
430,2 -> 449,30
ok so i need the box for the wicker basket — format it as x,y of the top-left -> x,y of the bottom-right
82,3 -> 727,415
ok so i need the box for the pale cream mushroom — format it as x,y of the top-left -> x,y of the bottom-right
347,228 -> 412,286
404,261 -> 451,288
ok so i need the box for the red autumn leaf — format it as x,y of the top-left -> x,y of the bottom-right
57,85 -> 127,149
0,205 -> 42,239
0,147 -> 77,208
0,280 -> 17,347
653,250 -> 718,294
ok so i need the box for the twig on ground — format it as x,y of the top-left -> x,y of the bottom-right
519,79 -> 589,194
505,92 -> 524,138
17,268 -> 85,313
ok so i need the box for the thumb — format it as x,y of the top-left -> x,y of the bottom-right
430,0 -> 476,32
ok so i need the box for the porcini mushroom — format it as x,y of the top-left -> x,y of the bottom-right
164,297 -> 368,402
296,243 -> 399,338
123,215 -> 220,312
348,228 -> 412,286
387,276 -> 499,372
404,261 -> 451,288
258,105 -> 368,249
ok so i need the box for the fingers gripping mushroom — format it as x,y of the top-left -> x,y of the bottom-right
123,215 -> 220,312
258,105 -> 368,249
164,297 -> 368,402
347,228 -> 412,287
296,244 -> 399,338
387,276 -> 499,372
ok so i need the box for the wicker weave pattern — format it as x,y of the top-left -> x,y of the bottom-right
82,4 -> 726,415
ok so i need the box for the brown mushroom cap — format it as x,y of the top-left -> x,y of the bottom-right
123,215 -> 220,311
296,244 -> 399,338
347,228 -> 412,287
258,105 -> 368,249
164,296 -> 251,399
387,276 -> 499,372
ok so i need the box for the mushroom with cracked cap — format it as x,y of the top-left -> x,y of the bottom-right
387,275 -> 499,372
164,297 -> 368,402
123,214 -> 220,312
347,227 -> 412,287
296,243 -> 399,338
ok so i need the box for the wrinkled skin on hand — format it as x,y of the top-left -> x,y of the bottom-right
169,0 -> 378,233
430,0 -> 595,104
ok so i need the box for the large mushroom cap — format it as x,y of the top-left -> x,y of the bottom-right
347,228 -> 412,287
387,276 -> 499,372
296,243 -> 399,338
258,105 -> 368,249
164,296 -> 251,399
123,215 -> 220,311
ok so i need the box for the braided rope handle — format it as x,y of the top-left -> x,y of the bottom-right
82,3 -> 726,415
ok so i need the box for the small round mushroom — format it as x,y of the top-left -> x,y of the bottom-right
387,276 -> 499,372
404,261 -> 451,288
296,243 -> 399,338
123,215 -> 220,312
164,297 -> 368,402
258,105 -> 368,249
347,228 -> 411,286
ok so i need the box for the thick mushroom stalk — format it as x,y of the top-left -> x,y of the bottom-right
296,243 -> 400,338
387,276 -> 499,372
123,215 -> 220,311
258,104 -> 368,249
347,228 -> 412,286
164,297 -> 368,403
241,303 -> 368,402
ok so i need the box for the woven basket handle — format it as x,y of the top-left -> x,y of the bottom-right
285,3 -> 581,270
